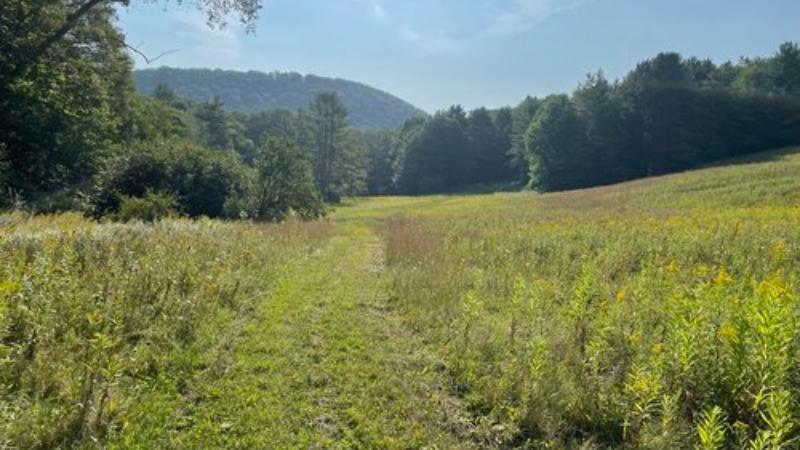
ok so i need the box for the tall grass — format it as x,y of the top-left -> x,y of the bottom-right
0,213 -> 333,448
379,147 -> 800,448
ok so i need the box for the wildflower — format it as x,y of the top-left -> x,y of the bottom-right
0,281 -> 21,298
756,274 -> 793,302
696,265 -> 711,278
719,321 -> 737,343
714,267 -> 732,286
666,260 -> 680,275
651,342 -> 664,355
771,240 -> 788,261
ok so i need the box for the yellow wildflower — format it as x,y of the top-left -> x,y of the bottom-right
714,267 -> 733,286
666,260 -> 680,275
719,322 -> 737,343
651,342 -> 664,355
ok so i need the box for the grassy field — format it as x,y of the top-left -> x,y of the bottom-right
3,147 -> 800,448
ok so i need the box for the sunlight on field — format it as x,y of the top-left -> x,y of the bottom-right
346,147 -> 800,447
3,147 -> 800,448
0,215 -> 334,447
336,146 -> 800,223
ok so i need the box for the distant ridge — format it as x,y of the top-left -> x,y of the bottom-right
133,67 -> 428,129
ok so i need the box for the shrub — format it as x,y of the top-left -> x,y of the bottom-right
89,140 -> 243,219
114,190 -> 178,222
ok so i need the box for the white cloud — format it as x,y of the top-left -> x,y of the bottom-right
372,3 -> 387,21
480,0 -> 589,38
400,25 -> 461,55
170,9 -> 244,62
356,1 -> 460,55
360,0 -> 588,55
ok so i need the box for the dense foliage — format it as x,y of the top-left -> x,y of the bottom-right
369,107 -> 518,196
88,140 -> 244,219
386,43 -> 800,195
235,137 -> 325,221
0,1 -> 134,198
134,67 -> 428,129
0,0 -> 343,221
521,47 -> 800,191
4,5 -> 800,214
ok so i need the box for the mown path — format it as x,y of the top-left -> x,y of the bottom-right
166,223 -> 476,449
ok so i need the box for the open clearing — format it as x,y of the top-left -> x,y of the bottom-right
4,147 -> 800,448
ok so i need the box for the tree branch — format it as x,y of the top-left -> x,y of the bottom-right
123,43 -> 179,65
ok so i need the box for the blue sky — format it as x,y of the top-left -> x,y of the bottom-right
118,0 -> 800,112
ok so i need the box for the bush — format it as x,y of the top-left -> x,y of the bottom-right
89,140 -> 243,219
114,190 -> 178,222
227,138 -> 325,221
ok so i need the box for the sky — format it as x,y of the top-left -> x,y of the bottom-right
118,0 -> 800,112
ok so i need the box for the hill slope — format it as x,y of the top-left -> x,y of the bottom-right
133,67 -> 427,129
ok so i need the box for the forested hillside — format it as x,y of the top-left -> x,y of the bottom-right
133,68 -> 428,129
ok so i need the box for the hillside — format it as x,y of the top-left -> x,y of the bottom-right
133,67 -> 428,129
6,146 -> 800,448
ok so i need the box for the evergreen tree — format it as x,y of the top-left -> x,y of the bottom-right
396,112 -> 470,194
493,107 -> 516,182
365,130 -> 396,195
467,107 -> 514,184
196,97 -> 231,151
308,92 -> 349,201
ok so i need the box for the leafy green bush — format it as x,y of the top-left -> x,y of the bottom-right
89,140 -> 244,219
114,190 -> 178,222
226,137 -> 325,221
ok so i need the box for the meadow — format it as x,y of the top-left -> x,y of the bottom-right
0,215 -> 335,448
3,147 -> 800,448
365,147 -> 800,448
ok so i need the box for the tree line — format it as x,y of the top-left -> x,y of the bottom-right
3,0 -> 800,221
0,0 -> 369,220
377,42 -> 800,194
520,44 -> 800,190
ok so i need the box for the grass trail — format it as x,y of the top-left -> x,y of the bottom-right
150,223 -> 476,449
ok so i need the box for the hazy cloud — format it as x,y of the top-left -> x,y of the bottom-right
171,9 -> 244,62
358,0 -> 587,55
372,3 -> 387,21
480,0 -> 590,38
399,25 -> 461,54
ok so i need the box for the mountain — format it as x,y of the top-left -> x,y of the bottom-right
133,67 -> 428,129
